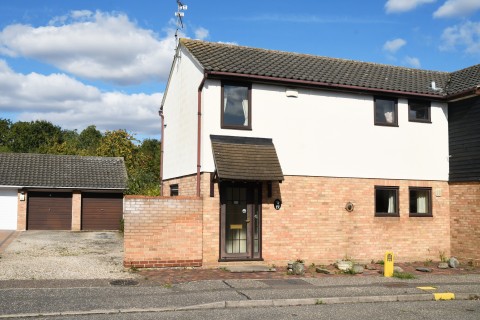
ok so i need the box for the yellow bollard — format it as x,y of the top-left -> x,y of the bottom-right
384,251 -> 394,277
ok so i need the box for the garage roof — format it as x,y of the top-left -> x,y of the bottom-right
0,153 -> 127,190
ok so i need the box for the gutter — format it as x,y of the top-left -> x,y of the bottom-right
196,73 -> 208,197
446,87 -> 480,102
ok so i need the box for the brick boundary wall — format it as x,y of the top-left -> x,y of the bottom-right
450,182 -> 480,266
123,195 -> 203,268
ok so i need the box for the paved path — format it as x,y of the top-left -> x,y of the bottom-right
0,230 -> 18,254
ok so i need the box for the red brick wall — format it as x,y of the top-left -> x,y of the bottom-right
201,175 -> 450,267
450,182 -> 480,266
128,174 -> 450,268
123,195 -> 203,268
163,174 -> 197,197
259,177 -> 450,266
17,190 -> 27,231
71,191 -> 81,231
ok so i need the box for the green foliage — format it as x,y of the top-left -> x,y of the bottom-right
96,129 -> 138,168
119,218 -> 125,234
78,125 -> 102,154
0,118 -> 12,148
439,251 -> 447,263
8,120 -> 62,153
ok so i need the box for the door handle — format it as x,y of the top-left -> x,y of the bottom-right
245,219 -> 250,223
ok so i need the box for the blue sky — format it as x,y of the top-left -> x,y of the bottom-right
0,0 -> 479,140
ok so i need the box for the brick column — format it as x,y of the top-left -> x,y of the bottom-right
71,191 -> 82,231
17,190 -> 27,231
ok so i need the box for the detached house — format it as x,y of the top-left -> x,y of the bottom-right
124,39 -> 480,268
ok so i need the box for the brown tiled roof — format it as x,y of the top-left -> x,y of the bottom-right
447,64 -> 480,96
211,135 -> 284,181
180,39 -> 480,99
0,153 -> 127,189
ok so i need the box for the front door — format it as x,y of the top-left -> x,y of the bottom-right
220,182 -> 262,260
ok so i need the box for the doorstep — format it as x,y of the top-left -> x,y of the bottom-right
226,265 -> 276,273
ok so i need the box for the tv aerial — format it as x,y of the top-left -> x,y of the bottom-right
175,0 -> 188,45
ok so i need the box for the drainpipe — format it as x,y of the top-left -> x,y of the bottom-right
159,107 -> 165,196
197,73 -> 207,197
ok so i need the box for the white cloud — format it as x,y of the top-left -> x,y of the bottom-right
0,10 -> 177,85
404,56 -> 421,68
434,0 -> 480,18
194,27 -> 209,40
0,60 -> 162,136
385,0 -> 436,13
440,20 -> 480,53
383,38 -> 407,53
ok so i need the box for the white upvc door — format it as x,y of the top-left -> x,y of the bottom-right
0,189 -> 18,230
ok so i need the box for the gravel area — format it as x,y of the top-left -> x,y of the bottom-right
0,231 -> 135,280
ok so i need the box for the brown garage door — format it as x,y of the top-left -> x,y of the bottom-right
81,193 -> 123,230
27,192 -> 72,230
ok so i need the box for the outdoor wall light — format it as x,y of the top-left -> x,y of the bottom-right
20,191 -> 25,201
345,202 -> 354,212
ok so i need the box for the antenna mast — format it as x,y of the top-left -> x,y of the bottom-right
175,0 -> 188,46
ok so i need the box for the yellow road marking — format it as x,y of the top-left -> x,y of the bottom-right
434,292 -> 455,300
417,286 -> 437,291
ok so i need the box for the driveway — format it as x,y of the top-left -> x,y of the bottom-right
0,231 -> 134,280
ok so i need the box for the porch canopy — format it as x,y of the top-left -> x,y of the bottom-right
210,135 -> 284,182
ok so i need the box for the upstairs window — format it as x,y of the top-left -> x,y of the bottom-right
374,97 -> 398,126
221,82 -> 251,130
409,100 -> 431,123
409,187 -> 432,217
375,186 -> 399,217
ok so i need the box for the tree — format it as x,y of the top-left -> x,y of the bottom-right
8,120 -> 62,153
78,125 -> 102,154
0,118 -> 12,151
39,129 -> 80,155
95,129 -> 160,195
138,139 -> 160,179
96,129 -> 138,170
133,139 -> 161,195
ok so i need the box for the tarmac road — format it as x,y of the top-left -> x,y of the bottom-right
1,275 -> 479,319
2,300 -> 479,320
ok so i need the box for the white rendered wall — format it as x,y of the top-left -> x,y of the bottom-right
0,189 -> 18,230
201,82 -> 449,181
162,47 -> 205,180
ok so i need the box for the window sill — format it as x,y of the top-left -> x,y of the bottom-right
409,213 -> 433,217
374,122 -> 399,127
221,125 -> 252,131
218,257 -> 264,262
409,119 -> 432,123
374,213 -> 400,217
